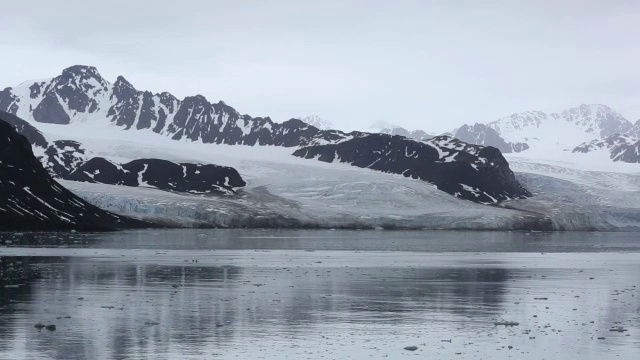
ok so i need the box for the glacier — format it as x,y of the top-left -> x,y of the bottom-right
41,124 -> 639,231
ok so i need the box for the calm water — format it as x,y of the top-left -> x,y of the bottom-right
1,230 -> 639,359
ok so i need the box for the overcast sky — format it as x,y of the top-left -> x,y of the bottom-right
1,0 -> 638,132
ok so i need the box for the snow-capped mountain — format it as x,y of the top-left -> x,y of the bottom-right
573,134 -> 639,163
453,123 -> 529,153
301,115 -> 333,130
369,122 -> 435,141
293,134 -> 530,204
486,104 -> 633,150
0,115 -> 145,230
0,65 -> 532,204
0,65 -> 351,147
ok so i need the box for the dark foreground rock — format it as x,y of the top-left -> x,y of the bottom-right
293,134 -> 531,204
0,117 -> 147,231
0,111 -> 48,148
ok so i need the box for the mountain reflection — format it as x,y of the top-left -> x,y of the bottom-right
0,255 -> 512,358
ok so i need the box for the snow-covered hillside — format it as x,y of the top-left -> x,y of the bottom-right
573,134 -> 639,163
368,105 -> 639,162
487,104 -> 633,150
503,153 -> 640,231
26,121 -> 640,231
300,115 -> 333,130
1,65 -> 533,204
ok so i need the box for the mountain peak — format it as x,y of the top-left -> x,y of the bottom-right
301,115 -> 333,130
60,65 -> 104,83
114,76 -> 135,90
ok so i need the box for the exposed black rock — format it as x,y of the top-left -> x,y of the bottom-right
33,92 -> 71,124
454,123 -> 529,153
0,87 -> 19,114
0,111 -> 48,148
0,117 -> 147,231
29,82 -> 45,99
573,134 -> 639,163
43,140 -> 88,177
293,134 -> 531,204
66,158 -> 246,194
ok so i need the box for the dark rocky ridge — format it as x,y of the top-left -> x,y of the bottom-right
0,111 -> 48,148
293,134 -> 531,204
66,157 -> 246,194
0,117 -> 146,231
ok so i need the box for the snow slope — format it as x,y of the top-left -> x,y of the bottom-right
29,121 -> 637,231
488,104 -> 633,151
25,122 -> 546,230
502,152 -> 640,231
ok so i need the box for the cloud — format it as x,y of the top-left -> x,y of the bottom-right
1,0 -> 639,132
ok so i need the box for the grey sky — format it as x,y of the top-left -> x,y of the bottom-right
1,0 -> 639,133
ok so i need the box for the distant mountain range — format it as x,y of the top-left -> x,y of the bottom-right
0,65 -> 531,204
368,105 -> 639,163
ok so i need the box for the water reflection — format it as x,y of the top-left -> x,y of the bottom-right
0,254 -> 517,359
1,231 -> 640,359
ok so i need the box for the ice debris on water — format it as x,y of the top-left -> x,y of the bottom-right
404,346 -> 418,351
494,321 -> 519,326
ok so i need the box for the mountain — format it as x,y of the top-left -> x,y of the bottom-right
627,119 -> 640,138
573,134 -> 639,163
300,115 -> 333,130
368,122 -> 436,141
453,123 -> 529,153
0,115 -> 146,230
486,104 -> 633,149
0,111 -> 48,148
0,65 -> 352,147
0,65 -> 531,205
293,134 -> 531,204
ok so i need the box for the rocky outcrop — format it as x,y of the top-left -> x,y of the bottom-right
43,140 -> 88,177
0,116 -> 146,231
0,111 -> 48,148
573,134 -> 640,163
293,134 -> 531,204
66,158 -> 246,195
